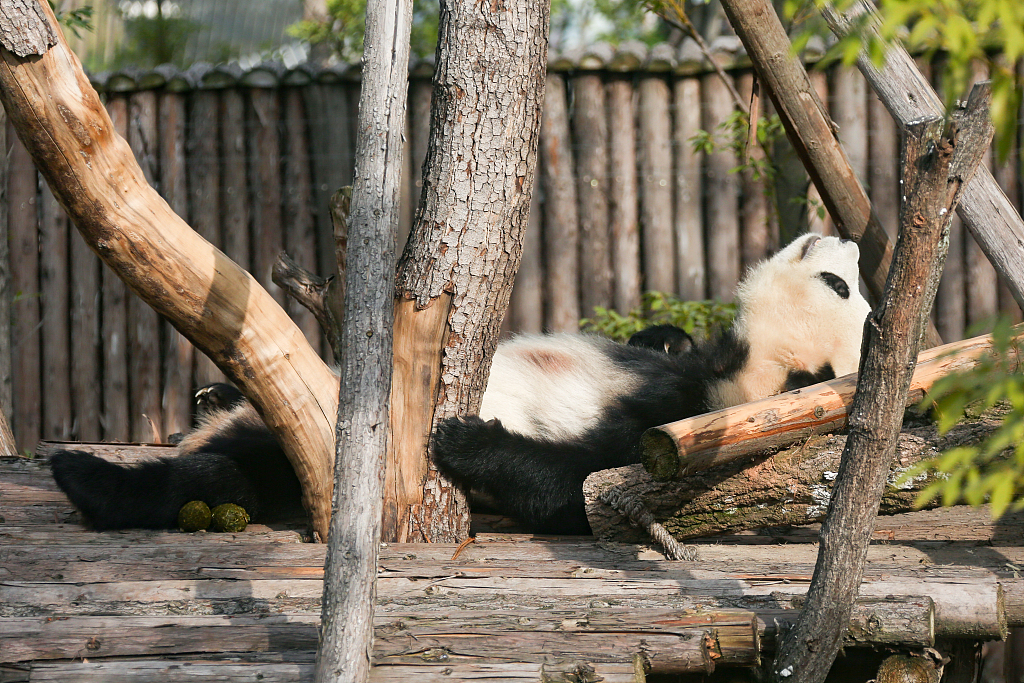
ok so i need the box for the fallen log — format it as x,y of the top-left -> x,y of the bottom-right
590,415 -> 1001,543
642,327 -> 1022,482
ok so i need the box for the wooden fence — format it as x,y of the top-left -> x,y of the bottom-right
3,56 -> 1022,451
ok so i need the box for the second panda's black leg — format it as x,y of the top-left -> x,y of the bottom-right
432,416 -> 597,535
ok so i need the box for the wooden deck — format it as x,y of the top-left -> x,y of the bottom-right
3,446 -> 1024,682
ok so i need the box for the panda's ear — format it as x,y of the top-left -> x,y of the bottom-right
817,271 -> 850,299
799,235 -> 822,260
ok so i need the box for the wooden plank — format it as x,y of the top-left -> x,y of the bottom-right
186,90 -> 225,387
737,71 -> 772,269
3,658 -> 644,683
964,64 -> 999,331
993,62 -> 1023,324
248,89 -> 284,308
101,96 -> 131,443
37,182 -> 71,441
607,76 -> 642,311
831,66 -> 869,187
572,74 -> 612,316
281,88 -> 321,358
637,76 -> 675,294
673,76 -> 705,301
702,67 -> 741,300
805,70 -> 831,236
157,91 -> 194,437
0,115 -> 11,437
127,90 -> 164,443
8,128 -> 40,453
539,73 -> 579,331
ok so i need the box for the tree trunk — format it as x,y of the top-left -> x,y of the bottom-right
585,415 -> 1001,542
0,0 -> 339,540
385,0 -> 549,543
769,85 -> 993,683
314,0 -> 412,677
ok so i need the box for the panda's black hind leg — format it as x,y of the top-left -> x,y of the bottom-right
432,416 -> 593,535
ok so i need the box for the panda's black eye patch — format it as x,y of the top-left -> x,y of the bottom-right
817,272 -> 850,299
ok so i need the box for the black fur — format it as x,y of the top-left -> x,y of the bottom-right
432,331 -> 751,535
49,405 -> 301,530
816,272 -> 850,299
627,324 -> 694,355
783,363 -> 835,392
194,383 -> 246,424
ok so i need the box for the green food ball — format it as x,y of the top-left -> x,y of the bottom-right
178,500 -> 212,532
211,503 -> 250,532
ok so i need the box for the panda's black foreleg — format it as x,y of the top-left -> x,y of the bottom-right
432,416 -> 603,535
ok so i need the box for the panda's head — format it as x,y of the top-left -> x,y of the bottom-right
715,233 -> 871,407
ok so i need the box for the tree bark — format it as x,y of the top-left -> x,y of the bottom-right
641,326 -> 1021,482
0,0 -> 339,540
586,415 -> 1001,542
313,0 -> 412,679
384,0 -> 549,543
769,85 -> 993,683
821,0 -> 1024,312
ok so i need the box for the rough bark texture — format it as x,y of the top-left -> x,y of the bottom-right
0,0 -> 339,538
387,0 -> 549,543
314,0 -> 411,680
587,416 -> 1001,542
769,87 -> 993,683
821,0 -> 1024,311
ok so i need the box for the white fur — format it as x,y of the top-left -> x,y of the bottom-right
479,334 -> 637,440
712,233 -> 871,407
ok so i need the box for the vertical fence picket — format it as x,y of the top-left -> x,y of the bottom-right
38,180 -> 72,441
127,90 -> 164,442
702,69 -> 741,300
101,96 -> 131,442
248,89 -> 285,308
867,91 -> 899,238
158,90 -> 194,436
540,73 -> 580,332
607,75 -> 642,312
806,70 -> 831,236
737,72 -> 772,269
283,88 -> 322,357
509,184 -> 544,333
638,76 -> 675,294
673,75 -> 705,301
221,89 -> 252,278
9,131 -> 40,452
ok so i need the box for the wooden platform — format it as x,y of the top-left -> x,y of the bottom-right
3,446 -> 1024,682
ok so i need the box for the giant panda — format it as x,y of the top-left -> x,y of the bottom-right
430,233 -> 870,534
49,233 -> 869,534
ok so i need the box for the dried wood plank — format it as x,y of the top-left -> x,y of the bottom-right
282,88 -> 320,358
220,89 -> 250,274
831,66 -> 869,189
868,92 -> 899,238
507,187 -> 543,333
805,70 -> 831,236
157,91 -> 193,437
673,76 -> 706,301
248,89 -> 284,308
702,66 -> 741,300
572,74 -> 612,315
936,215 -> 967,340
539,73 -> 579,332
0,114 -> 11,435
607,76 -> 642,311
8,128 -> 40,452
37,181 -> 71,441
642,327 -> 1020,481
127,90 -> 164,443
638,76 -> 675,294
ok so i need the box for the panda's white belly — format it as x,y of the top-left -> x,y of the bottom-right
479,334 -> 638,441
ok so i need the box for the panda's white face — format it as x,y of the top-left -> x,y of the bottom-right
714,233 -> 872,407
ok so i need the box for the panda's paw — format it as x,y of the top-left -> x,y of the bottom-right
432,415 -> 506,481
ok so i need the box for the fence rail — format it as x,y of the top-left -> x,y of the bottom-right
4,58 -> 1022,451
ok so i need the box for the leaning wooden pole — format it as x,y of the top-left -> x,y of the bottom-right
0,1 -> 339,538
770,84 -> 993,683
314,0 -> 412,680
821,0 -> 1024,311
